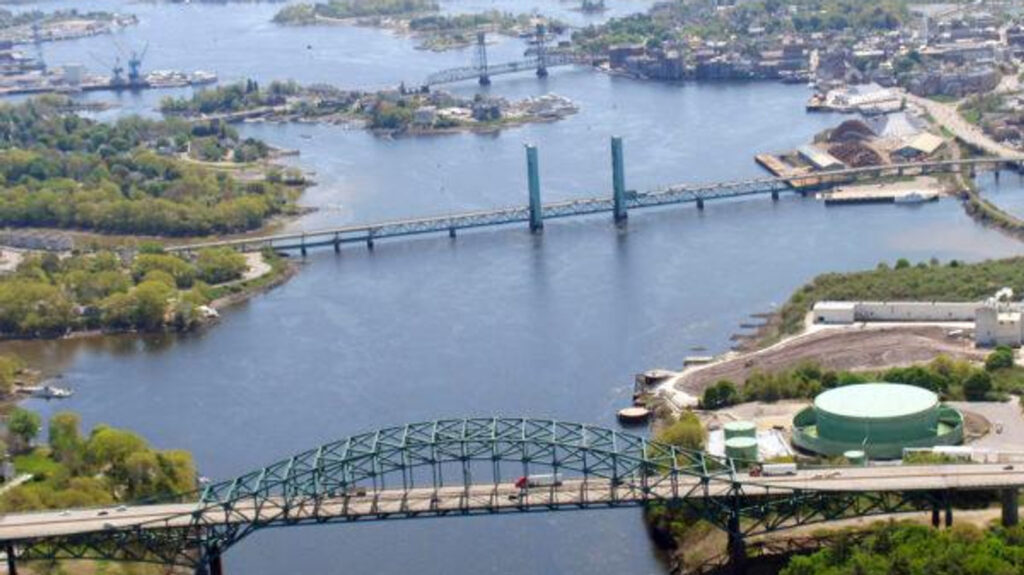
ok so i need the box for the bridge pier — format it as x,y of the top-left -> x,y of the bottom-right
449,227 -> 457,239
333,233 -> 341,254
367,232 -> 375,250
6,543 -> 16,575
995,169 -> 1001,182
696,197 -> 705,210
1002,488 -> 1019,527
526,144 -> 543,233
932,504 -> 940,528
771,190 -> 779,201
945,492 -> 953,527
211,554 -> 224,575
611,136 -> 627,223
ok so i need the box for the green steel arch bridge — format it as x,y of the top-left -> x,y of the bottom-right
1,417 -> 1023,574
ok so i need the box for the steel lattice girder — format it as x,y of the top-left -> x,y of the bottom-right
1,417 -> 1005,570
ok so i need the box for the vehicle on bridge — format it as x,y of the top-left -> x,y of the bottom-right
515,473 -> 563,488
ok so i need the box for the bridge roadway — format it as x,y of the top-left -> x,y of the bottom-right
3,462 -> 1024,541
167,156 -> 1022,255
422,53 -> 583,87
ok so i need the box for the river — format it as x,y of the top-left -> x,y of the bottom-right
2,1 -> 1024,574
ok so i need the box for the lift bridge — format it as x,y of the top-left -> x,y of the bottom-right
421,26 -> 588,88
167,137 -> 1022,256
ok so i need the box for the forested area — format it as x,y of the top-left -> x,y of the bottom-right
274,0 -> 437,24
1,408 -> 195,512
0,246 -> 249,338
0,97 -> 300,236
771,257 -> 1024,342
783,522 -> 1024,575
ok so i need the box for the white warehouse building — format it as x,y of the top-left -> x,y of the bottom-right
812,288 -> 1024,347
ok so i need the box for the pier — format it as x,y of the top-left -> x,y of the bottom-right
167,142 -> 1022,255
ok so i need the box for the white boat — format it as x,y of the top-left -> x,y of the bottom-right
22,384 -> 74,399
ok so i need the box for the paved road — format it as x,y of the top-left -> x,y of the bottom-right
907,92 -> 1024,159
2,463 -> 1024,542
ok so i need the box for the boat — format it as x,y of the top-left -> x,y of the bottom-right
894,191 -> 938,205
21,384 -> 74,399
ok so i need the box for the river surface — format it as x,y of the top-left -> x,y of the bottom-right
1,1 -> 1024,574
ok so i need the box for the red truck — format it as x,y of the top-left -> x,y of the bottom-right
515,473 -> 563,489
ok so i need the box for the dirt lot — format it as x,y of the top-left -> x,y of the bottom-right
675,324 -> 985,394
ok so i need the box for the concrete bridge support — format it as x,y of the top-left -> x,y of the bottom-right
6,543 -> 16,575
945,492 -> 953,527
1002,488 -> 1019,527
995,169 -> 1001,182
333,233 -> 341,253
611,136 -> 627,223
526,144 -> 543,233
696,197 -> 705,210
726,491 -> 746,573
771,190 -> 779,201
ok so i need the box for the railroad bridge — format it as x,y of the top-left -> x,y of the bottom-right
167,138 -> 1024,256
1,417 -> 1023,574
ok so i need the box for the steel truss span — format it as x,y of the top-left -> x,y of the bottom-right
3,417 -> 1023,573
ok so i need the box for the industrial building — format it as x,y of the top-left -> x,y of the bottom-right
792,383 -> 964,459
812,288 -> 1024,347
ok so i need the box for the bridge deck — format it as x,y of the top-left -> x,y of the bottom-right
167,157 -> 1020,254
3,463 -> 1023,541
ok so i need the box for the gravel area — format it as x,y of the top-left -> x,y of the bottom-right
674,324 -> 986,394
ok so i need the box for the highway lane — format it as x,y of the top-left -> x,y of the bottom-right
3,463 -> 1024,541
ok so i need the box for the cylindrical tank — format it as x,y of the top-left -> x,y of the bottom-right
725,436 -> 758,462
724,421 -> 757,440
843,450 -> 866,466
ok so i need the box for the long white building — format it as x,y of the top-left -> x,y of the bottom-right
812,288 -> 1024,347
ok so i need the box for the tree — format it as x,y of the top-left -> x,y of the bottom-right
48,411 -> 83,468
7,407 -> 41,452
132,280 -> 173,330
702,380 -> 740,410
963,371 -> 993,401
195,248 -> 247,285
985,346 -> 1015,371
655,411 -> 705,450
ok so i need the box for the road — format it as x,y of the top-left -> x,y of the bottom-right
906,91 -> 1024,159
2,463 -> 1024,542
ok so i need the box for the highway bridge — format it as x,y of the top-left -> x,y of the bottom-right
420,28 -> 587,88
167,139 -> 1024,255
1,418 -> 1022,574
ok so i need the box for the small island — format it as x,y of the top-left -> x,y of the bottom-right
0,9 -> 136,45
272,0 -> 564,52
160,80 -> 579,135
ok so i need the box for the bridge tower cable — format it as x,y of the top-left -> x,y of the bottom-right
535,24 -> 548,78
526,144 -> 543,232
611,136 -> 628,223
476,32 -> 490,86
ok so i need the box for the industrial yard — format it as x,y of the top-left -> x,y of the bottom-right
667,324 -> 985,398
